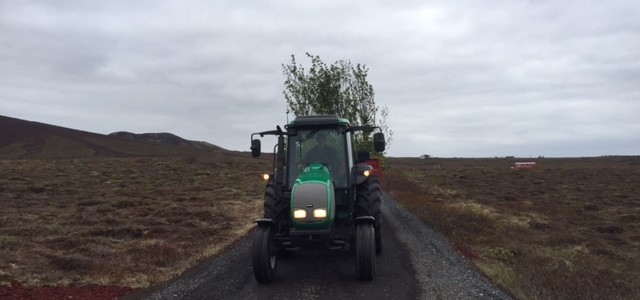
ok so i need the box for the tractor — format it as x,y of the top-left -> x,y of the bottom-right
250,115 -> 386,283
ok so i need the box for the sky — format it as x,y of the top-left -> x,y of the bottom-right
1,0 -> 639,157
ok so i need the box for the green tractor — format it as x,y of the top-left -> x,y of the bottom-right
249,115 -> 386,283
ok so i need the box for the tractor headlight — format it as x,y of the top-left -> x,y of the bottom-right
313,208 -> 327,219
363,170 -> 371,177
293,209 -> 307,219
261,173 -> 270,181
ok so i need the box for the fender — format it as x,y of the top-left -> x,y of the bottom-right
255,218 -> 275,228
354,216 -> 376,225
353,164 -> 374,185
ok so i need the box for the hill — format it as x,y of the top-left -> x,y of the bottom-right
0,115 -> 223,159
108,131 -> 224,151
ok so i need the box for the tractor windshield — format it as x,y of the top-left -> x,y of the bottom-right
288,128 -> 348,188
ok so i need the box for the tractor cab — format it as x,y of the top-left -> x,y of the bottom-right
287,127 -> 349,188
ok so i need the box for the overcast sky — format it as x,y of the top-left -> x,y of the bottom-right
1,0 -> 639,157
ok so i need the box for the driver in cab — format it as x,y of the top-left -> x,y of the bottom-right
302,132 -> 338,171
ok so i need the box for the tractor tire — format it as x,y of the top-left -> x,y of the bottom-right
355,222 -> 376,280
252,225 -> 277,283
356,176 -> 382,254
264,181 -> 288,232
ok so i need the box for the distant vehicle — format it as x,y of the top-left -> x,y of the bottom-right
250,115 -> 385,283
514,162 -> 536,170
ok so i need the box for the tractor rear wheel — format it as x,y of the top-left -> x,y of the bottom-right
356,176 -> 382,254
252,225 -> 277,283
355,222 -> 376,280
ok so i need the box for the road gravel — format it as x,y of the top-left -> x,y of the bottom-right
127,193 -> 511,299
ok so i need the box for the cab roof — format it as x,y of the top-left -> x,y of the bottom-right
288,115 -> 351,128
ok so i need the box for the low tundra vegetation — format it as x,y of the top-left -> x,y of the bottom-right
2,153 -> 638,299
386,157 -> 640,299
0,154 -> 268,288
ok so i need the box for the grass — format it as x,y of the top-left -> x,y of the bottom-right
385,157 -> 640,299
2,152 -> 639,299
0,153 -> 270,288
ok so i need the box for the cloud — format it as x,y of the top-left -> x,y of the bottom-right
1,0 -> 639,157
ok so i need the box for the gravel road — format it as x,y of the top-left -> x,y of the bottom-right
127,193 -> 511,299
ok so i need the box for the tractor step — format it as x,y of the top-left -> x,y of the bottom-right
278,239 -> 348,252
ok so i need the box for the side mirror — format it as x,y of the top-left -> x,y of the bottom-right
251,139 -> 261,158
373,132 -> 386,153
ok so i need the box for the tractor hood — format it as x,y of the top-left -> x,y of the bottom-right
290,163 -> 335,230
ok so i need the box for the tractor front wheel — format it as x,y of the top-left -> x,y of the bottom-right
264,181 -> 288,232
355,223 -> 376,280
252,225 -> 277,283
356,176 -> 382,254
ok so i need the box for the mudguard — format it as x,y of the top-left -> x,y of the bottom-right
255,218 -> 275,228
354,216 -> 376,225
